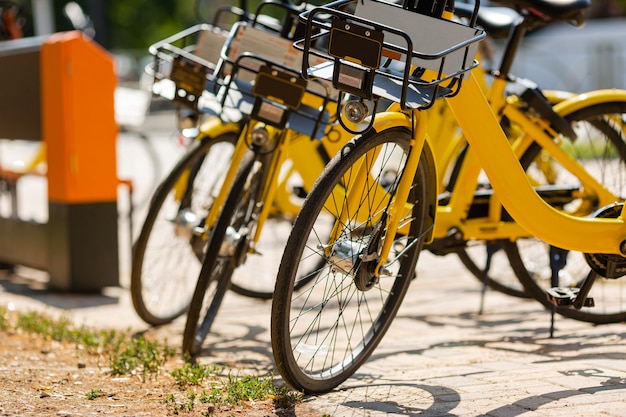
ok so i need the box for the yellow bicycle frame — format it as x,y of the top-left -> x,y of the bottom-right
445,74 -> 626,255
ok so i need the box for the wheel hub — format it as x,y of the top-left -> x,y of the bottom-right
328,222 -> 385,291
219,226 -> 250,267
353,223 -> 384,291
172,208 -> 199,239
329,239 -> 364,275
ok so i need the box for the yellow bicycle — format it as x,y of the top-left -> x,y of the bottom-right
270,0 -> 626,393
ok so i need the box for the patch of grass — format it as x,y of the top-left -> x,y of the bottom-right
15,309 -> 125,352
170,361 -> 222,387
162,390 -> 202,413
1,306 -> 304,414
223,374 -> 277,405
270,386 -> 304,411
207,373 -> 302,409
162,373 -> 302,415
3,307 -> 172,381
85,389 -> 101,400
109,336 -> 176,382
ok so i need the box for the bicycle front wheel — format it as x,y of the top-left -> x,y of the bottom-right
271,127 -> 434,393
508,100 -> 626,324
183,152 -> 260,356
131,132 -> 238,326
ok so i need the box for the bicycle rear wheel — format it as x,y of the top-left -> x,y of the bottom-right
271,127 -> 434,393
131,132 -> 237,326
508,101 -> 626,324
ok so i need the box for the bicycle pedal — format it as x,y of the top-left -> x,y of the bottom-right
546,287 -> 595,307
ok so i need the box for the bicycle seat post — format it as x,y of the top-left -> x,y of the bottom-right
493,13 -> 531,80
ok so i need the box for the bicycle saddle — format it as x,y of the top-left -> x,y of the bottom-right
493,0 -> 590,25
454,3 -> 521,38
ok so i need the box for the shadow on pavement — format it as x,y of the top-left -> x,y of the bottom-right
0,269 -> 119,310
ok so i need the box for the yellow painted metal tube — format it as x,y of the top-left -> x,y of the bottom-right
447,73 -> 626,255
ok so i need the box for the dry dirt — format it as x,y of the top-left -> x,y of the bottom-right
0,329 -> 322,417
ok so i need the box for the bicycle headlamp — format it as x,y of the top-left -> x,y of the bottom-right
343,100 -> 369,124
250,125 -> 270,146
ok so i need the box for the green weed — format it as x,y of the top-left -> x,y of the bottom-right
15,310 -> 125,352
85,389 -> 101,400
161,374 -> 301,415
0,305 -> 7,331
109,336 -> 175,382
1,307 -> 303,414
170,361 -> 222,387
162,390 -> 201,413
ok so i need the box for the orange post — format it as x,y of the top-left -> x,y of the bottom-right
42,31 -> 118,203
40,31 -> 119,291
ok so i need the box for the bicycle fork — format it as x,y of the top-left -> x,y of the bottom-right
328,110 -> 430,281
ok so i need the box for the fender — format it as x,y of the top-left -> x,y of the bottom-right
197,116 -> 242,140
552,89 -> 626,116
419,136 -> 438,243
542,89 -> 576,105
370,110 -> 414,133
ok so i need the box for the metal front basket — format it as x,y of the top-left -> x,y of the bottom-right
146,2 -> 339,138
296,0 -> 486,110
147,23 -> 229,109
214,21 -> 336,138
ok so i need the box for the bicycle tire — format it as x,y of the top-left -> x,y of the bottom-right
131,132 -> 238,326
182,151 -> 258,356
271,127 -> 434,393
507,100 -> 626,324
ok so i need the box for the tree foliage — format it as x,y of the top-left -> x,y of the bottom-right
96,0 -> 197,50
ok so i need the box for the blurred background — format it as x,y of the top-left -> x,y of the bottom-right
2,0 -> 626,91
0,0 -> 323,83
